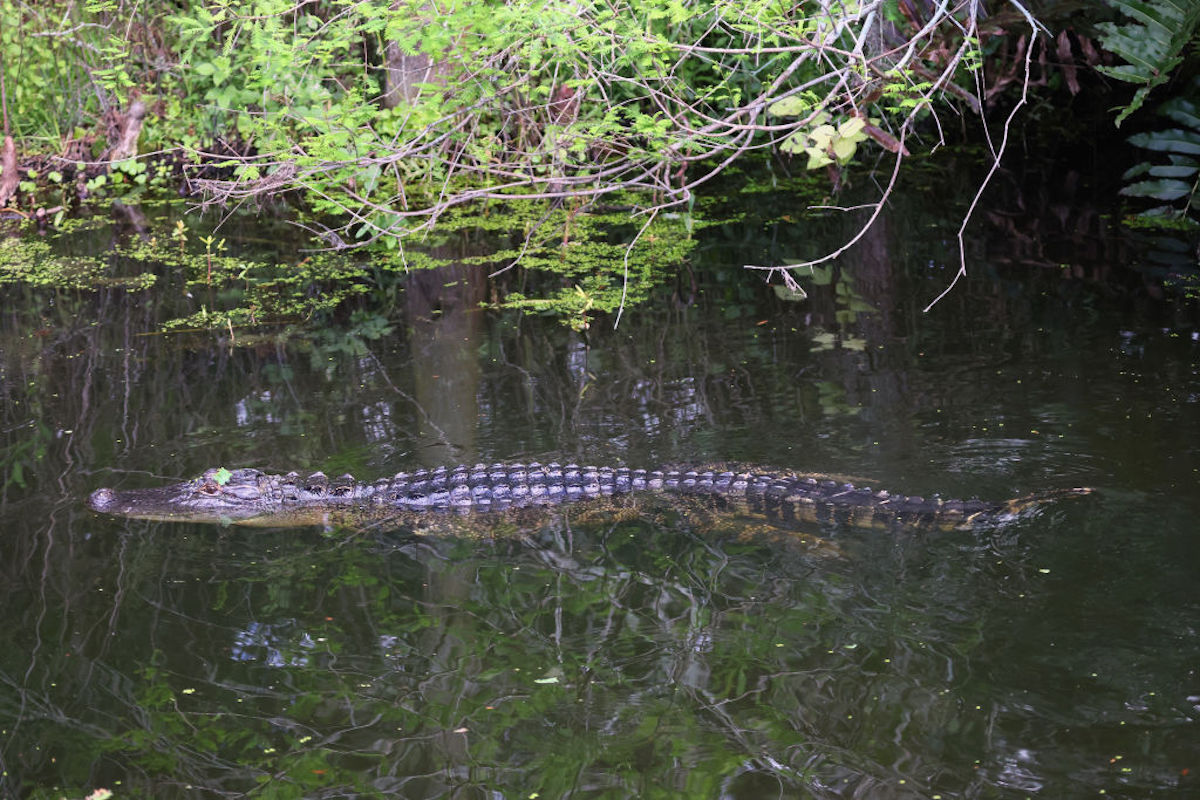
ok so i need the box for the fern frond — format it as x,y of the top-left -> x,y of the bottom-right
1122,88 -> 1200,221
1097,0 -> 1200,125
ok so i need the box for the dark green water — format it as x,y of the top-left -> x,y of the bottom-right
2,161 -> 1198,799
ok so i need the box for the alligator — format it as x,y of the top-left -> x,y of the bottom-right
87,462 -> 1093,533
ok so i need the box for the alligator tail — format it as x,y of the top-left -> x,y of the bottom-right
997,486 -> 1096,518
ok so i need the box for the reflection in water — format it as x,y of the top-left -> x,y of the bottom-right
408,261 -> 487,466
944,436 -> 1109,489
994,747 -> 1044,793
1,164 -> 1199,798
359,400 -> 397,445
231,620 -> 316,668
630,376 -> 709,437
234,390 -> 280,427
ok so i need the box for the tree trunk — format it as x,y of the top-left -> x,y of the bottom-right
107,100 -> 147,162
382,43 -> 438,109
0,135 -> 17,205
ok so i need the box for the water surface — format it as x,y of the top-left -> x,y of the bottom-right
1,160 -> 1198,799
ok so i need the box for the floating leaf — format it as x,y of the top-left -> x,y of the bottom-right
840,336 -> 867,351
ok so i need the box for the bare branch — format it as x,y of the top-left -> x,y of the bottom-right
923,6 -> 1038,313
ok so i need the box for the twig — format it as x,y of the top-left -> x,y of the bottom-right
922,5 -> 1038,313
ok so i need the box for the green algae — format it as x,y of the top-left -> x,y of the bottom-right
1,195 -> 710,338
371,201 -> 703,329
0,235 -> 157,290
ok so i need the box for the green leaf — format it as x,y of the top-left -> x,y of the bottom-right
780,132 -> 806,155
805,147 -> 833,169
837,117 -> 866,140
1147,163 -> 1199,178
1128,128 -> 1200,155
773,283 -> 807,302
832,137 -> 858,163
214,467 -> 233,485
767,96 -> 809,117
810,266 -> 834,286
1120,178 -> 1193,200
808,124 -> 836,147
1096,0 -> 1200,125
1161,97 -> 1200,129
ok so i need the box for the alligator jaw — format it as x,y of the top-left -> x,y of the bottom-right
87,486 -> 315,526
87,468 -> 285,524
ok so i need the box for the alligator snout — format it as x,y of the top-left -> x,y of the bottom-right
88,487 -> 119,511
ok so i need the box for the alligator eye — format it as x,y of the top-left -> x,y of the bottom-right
198,481 -> 221,496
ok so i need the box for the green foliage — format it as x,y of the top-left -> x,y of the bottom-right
0,0 -> 141,141
879,69 -> 937,115
769,109 -> 875,170
1,419 -> 51,488
1118,82 -> 1200,290
0,0 -> 74,140
0,198 -> 702,332
1,1 -> 1082,316
161,0 -> 357,141
0,234 -> 155,290
1122,82 -> 1200,222
1096,0 -> 1200,125
134,0 -> 990,254
473,208 -> 699,329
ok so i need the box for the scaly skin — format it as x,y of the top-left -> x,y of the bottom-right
87,462 -> 1094,531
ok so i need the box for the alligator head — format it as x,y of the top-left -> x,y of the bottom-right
87,468 -> 299,525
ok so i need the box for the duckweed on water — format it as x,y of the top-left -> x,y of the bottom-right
384,202 -> 702,329
0,236 -> 157,290
160,252 -> 372,333
1,198 -> 708,337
